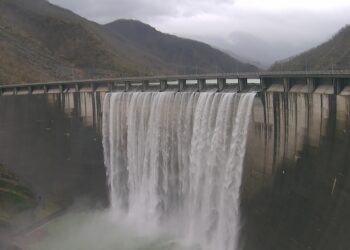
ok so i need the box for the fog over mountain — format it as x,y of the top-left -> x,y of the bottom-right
271,25 -> 350,71
195,32 -> 318,69
50,0 -> 350,67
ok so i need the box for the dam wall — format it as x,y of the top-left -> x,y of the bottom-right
1,87 -> 350,249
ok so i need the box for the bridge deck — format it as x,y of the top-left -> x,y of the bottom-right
1,70 -> 350,96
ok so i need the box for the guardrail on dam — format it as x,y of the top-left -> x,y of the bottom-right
1,70 -> 350,96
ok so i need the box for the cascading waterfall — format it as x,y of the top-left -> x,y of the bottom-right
102,92 -> 255,250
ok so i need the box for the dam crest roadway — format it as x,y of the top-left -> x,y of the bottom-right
1,70 -> 350,96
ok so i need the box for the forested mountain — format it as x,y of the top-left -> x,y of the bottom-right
271,25 -> 350,71
0,0 -> 256,84
105,19 -> 257,74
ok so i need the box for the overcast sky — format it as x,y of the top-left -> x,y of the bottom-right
49,0 -> 350,66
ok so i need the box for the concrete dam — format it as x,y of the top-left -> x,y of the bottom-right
0,72 -> 350,250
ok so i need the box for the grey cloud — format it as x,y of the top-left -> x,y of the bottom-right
49,0 -> 235,23
49,0 -> 350,66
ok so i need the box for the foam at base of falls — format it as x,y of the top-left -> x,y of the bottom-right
102,92 -> 255,250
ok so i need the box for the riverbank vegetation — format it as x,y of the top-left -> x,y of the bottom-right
0,164 -> 37,228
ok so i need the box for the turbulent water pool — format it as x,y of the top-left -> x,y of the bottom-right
23,210 -> 195,250
1,92 -> 350,250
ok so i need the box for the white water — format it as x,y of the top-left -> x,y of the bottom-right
102,92 -> 255,250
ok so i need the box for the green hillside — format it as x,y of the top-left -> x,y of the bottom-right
271,25 -> 350,71
0,0 -> 257,85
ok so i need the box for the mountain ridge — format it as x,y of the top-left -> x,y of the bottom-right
0,0 -> 257,84
105,19 -> 257,74
271,25 -> 350,71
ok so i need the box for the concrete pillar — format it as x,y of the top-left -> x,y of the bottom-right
179,79 -> 186,92
160,80 -> 167,92
125,81 -> 131,92
238,78 -> 248,92
198,79 -> 206,92
28,86 -> 33,95
14,87 -> 18,95
75,84 -> 79,92
307,78 -> 316,93
59,84 -> 64,94
283,78 -> 291,92
142,80 -> 149,92
44,85 -> 48,94
90,83 -> 96,92
260,78 -> 268,90
108,82 -> 113,92
217,78 -> 226,92
333,78 -> 341,95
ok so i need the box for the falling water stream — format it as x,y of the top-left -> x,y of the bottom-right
102,92 -> 256,250
6,92 -> 350,250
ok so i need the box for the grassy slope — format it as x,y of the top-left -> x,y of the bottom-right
271,25 -> 350,71
0,164 -> 36,227
0,0 -> 169,84
0,0 -> 257,84
105,19 -> 258,74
